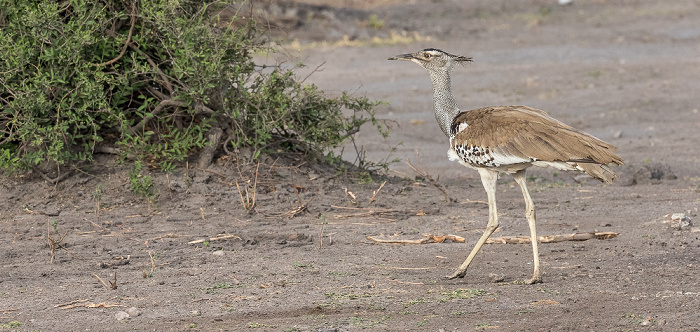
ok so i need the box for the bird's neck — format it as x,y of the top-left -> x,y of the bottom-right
429,69 -> 460,137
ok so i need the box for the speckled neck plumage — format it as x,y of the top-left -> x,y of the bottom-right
429,68 -> 460,137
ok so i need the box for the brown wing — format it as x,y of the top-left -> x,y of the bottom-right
452,106 -> 623,167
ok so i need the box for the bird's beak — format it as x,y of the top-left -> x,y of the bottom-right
454,55 -> 473,63
388,53 -> 415,61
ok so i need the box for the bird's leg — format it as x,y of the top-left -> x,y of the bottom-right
512,170 -> 543,284
446,168 -> 499,279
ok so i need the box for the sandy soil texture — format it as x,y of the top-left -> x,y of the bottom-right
2,0 -> 700,331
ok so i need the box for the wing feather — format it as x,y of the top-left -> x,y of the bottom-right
450,106 -> 623,181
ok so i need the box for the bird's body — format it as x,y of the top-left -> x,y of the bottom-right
389,48 -> 623,283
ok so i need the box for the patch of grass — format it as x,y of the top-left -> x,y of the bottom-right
324,292 -> 372,300
403,298 -> 431,308
587,70 -> 602,78
622,313 -> 647,324
202,282 -> 240,294
366,14 -> 385,30
441,288 -> 486,300
129,161 -> 159,209
475,323 -> 499,330
0,321 -> 21,328
292,261 -> 313,268
349,316 -> 390,328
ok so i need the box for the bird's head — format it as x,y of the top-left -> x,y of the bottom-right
388,48 -> 472,71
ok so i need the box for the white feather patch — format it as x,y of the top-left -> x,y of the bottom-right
456,122 -> 469,134
489,151 -> 531,166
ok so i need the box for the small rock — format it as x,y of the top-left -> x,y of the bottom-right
191,309 -> 201,316
619,163 -> 677,186
660,213 -> 693,230
115,311 -> 130,321
488,273 -> 505,283
212,250 -> 224,256
126,307 -> 141,317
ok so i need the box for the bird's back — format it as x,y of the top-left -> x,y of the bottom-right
449,106 -> 623,182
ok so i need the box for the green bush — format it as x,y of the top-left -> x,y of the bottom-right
0,0 -> 386,174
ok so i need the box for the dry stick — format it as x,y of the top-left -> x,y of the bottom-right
367,234 -> 465,245
405,158 -> 450,202
147,250 -> 156,276
235,162 -> 259,212
485,232 -> 619,244
110,271 -> 118,290
188,234 -> 241,245
93,274 -> 111,290
367,232 -> 620,245
367,181 -> 387,206
54,299 -> 89,308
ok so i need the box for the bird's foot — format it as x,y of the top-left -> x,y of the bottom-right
525,276 -> 543,285
444,270 -> 467,280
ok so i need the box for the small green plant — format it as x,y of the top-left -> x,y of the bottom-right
292,261 -> 311,268
202,282 -> 238,294
349,316 -> 389,328
366,14 -> 385,29
403,298 -> 431,308
188,323 -> 197,328
129,161 -> 159,208
203,241 -> 210,247
92,184 -> 103,216
357,171 -> 373,184
0,321 -> 21,328
442,288 -> 486,300
475,323 -> 498,330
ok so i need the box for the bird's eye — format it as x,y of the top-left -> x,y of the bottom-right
424,53 -> 431,59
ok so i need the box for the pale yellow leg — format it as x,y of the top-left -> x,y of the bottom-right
446,168 -> 499,279
513,170 -> 543,284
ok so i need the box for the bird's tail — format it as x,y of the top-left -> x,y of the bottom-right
576,163 -> 618,183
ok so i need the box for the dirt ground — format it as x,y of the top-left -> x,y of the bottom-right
2,0 -> 700,331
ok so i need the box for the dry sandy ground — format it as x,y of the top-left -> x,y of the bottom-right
2,0 -> 700,331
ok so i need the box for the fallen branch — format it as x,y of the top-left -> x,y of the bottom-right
188,234 -> 241,244
332,205 -> 434,221
367,232 -> 619,245
485,232 -> 619,244
367,234 -> 465,244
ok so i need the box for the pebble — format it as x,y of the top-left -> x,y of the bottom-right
212,250 -> 225,256
660,213 -> 693,230
488,273 -> 505,283
115,311 -> 130,321
126,307 -> 141,317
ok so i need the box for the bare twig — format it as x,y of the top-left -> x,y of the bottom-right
93,274 -> 111,290
484,232 -> 619,244
366,232 -> 620,245
235,162 -> 259,212
367,181 -> 387,206
367,234 -> 465,245
188,234 -> 241,244
47,221 -> 75,263
54,299 -> 89,308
